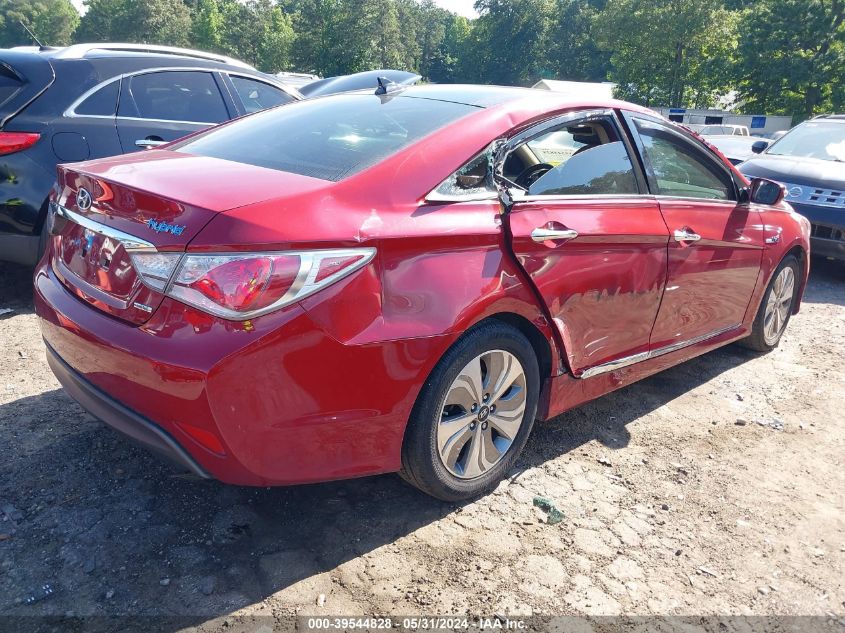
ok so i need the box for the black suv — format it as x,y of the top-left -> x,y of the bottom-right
740,114 -> 845,262
0,44 -> 301,266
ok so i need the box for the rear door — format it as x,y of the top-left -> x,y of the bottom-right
504,109 -> 670,376
116,69 -> 232,152
624,114 -> 765,350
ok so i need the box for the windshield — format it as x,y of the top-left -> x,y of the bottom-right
767,120 -> 845,162
173,93 -> 477,181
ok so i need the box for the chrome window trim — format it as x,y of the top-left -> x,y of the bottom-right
63,76 -> 121,118
512,193 -> 659,203
52,202 -> 156,252
115,115 -> 217,126
653,195 -> 738,206
578,324 -> 740,379
426,191 -> 498,203
64,66 -> 294,119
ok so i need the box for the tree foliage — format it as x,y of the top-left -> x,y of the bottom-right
594,0 -> 737,108
76,0 -> 192,46
0,0 -> 79,47
733,0 -> 845,119
0,0 -> 841,119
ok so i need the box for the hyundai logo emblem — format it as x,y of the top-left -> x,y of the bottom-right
76,188 -> 92,211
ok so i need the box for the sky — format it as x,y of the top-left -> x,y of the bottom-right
433,0 -> 478,18
70,0 -> 479,19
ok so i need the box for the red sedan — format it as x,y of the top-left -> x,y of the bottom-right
35,85 -> 810,500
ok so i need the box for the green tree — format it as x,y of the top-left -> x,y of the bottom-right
465,0 -> 555,85
0,0 -> 79,47
215,0 -> 294,71
76,0 -> 192,46
734,0 -> 844,119
546,0 -> 609,82
428,12 -> 472,82
190,0 -> 223,52
594,0 -> 738,107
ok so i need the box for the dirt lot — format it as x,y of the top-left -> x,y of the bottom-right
0,259 -> 843,630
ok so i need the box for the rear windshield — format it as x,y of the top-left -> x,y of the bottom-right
173,93 -> 478,181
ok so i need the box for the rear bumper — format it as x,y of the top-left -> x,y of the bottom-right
34,253 -> 444,486
46,342 -> 211,479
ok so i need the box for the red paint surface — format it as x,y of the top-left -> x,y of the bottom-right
35,94 -> 810,486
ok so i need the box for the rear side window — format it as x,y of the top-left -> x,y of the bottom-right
120,71 -> 228,124
230,75 -> 293,113
0,65 -> 22,110
175,94 -> 477,181
75,80 -> 119,116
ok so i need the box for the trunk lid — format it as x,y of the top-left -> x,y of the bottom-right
51,150 -> 329,325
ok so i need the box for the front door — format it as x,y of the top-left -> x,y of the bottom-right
504,110 -> 670,376
626,115 -> 765,350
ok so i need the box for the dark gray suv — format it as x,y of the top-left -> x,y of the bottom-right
0,44 -> 301,266
740,114 -> 845,262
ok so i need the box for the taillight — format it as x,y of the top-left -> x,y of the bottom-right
129,249 -> 375,320
0,131 -> 40,156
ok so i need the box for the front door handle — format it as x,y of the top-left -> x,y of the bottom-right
531,227 -> 579,243
673,228 -> 701,243
135,138 -> 168,149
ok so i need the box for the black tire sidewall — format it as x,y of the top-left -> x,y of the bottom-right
401,322 -> 539,501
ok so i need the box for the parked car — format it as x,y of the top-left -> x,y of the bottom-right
698,124 -> 750,136
275,71 -> 320,88
740,114 -> 845,261
34,85 -> 810,500
701,134 -> 762,165
0,43 -> 303,266
298,69 -> 421,98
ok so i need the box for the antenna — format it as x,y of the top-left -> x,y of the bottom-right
19,20 -> 43,47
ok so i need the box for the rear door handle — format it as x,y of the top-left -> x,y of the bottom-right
135,139 -> 168,149
673,228 -> 701,243
531,227 -> 579,243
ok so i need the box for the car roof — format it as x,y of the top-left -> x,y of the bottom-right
10,43 -> 254,70
393,84 -> 657,119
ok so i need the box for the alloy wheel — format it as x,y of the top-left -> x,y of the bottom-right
436,350 -> 527,479
763,266 -> 795,345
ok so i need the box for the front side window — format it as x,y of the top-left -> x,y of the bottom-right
75,80 -> 119,116
120,71 -> 228,124
175,94 -> 476,182
230,75 -> 293,113
634,119 -> 735,201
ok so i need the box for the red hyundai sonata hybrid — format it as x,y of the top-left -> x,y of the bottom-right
35,85 -> 810,500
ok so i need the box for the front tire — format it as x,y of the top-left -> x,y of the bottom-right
742,255 -> 799,352
400,321 -> 539,501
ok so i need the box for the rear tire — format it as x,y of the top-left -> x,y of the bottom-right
741,255 -> 799,352
400,321 -> 539,502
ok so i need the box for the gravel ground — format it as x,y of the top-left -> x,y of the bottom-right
0,259 -> 843,630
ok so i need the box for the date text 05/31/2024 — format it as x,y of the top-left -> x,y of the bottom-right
303,617 -> 529,630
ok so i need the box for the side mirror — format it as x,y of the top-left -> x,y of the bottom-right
750,177 -> 785,206
751,140 -> 769,154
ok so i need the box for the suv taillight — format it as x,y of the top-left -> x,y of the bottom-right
0,132 -> 40,156
129,249 -> 375,320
